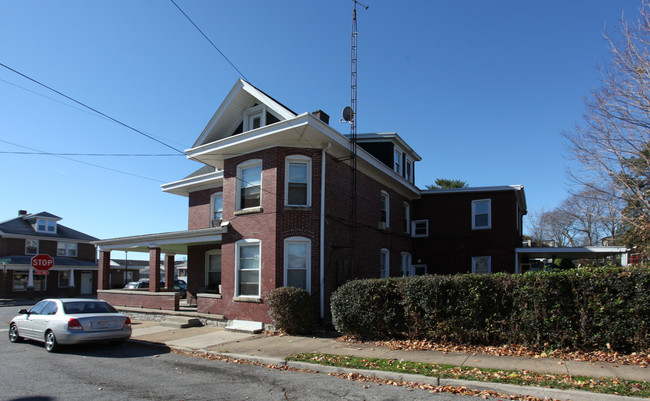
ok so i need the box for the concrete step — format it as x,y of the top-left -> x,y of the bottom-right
225,319 -> 264,334
159,316 -> 202,329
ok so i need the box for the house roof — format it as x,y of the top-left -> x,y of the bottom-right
516,246 -> 629,259
0,255 -> 97,268
421,185 -> 527,214
161,166 -> 223,197
0,212 -> 98,241
93,227 -> 225,254
191,79 -> 297,148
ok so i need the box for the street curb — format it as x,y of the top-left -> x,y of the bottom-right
128,340 -> 648,401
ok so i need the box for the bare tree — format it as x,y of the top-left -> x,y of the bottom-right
564,2 -> 650,255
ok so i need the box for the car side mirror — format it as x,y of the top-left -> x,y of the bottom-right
18,309 -> 28,315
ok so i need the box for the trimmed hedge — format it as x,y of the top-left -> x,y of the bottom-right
267,287 -> 312,334
330,266 -> 650,351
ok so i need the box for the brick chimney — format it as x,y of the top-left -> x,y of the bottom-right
18,210 -> 27,216
312,110 -> 330,125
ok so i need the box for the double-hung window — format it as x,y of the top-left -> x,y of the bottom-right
36,219 -> 56,233
412,220 -> 429,237
58,271 -> 69,288
205,250 -> 221,292
405,157 -> 413,183
472,199 -> 491,229
243,105 -> 266,131
57,241 -> 77,257
394,148 -> 402,175
237,160 -> 262,210
211,192 -> 223,226
380,191 -> 390,228
236,240 -> 261,297
285,156 -> 311,207
403,203 -> 410,234
25,239 -> 38,255
380,249 -> 390,278
284,237 -> 310,292
472,256 -> 491,274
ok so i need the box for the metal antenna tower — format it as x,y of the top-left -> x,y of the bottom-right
349,0 -> 368,277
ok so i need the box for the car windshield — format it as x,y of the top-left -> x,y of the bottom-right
63,301 -> 118,314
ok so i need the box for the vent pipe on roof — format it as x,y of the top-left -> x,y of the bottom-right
18,210 -> 27,216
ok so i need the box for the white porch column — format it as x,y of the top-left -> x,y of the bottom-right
68,268 -> 76,287
27,268 -> 34,288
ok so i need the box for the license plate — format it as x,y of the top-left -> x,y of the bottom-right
94,321 -> 113,329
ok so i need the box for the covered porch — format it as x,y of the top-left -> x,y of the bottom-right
93,227 -> 224,311
516,246 -> 629,273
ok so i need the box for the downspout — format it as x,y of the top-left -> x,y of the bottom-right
320,142 -> 331,319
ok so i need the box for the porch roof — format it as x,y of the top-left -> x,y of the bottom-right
93,227 -> 224,254
516,246 -> 628,259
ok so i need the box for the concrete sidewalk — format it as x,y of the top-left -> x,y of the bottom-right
130,320 -> 649,401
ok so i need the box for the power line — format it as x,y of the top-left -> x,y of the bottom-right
0,139 -> 166,183
0,62 -> 185,154
0,151 -> 182,157
170,0 -> 249,82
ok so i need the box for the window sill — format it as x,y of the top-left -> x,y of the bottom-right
283,206 -> 312,212
233,296 -> 262,303
234,207 -> 263,216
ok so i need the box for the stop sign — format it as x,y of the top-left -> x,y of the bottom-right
31,254 -> 54,271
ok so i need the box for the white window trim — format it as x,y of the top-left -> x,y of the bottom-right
411,220 -> 429,237
472,256 -> 492,274
58,271 -> 69,288
283,236 -> 311,293
394,148 -> 403,175
205,249 -> 222,291
380,190 -> 390,228
472,199 -> 492,230
35,219 -> 57,234
236,159 -> 262,211
380,248 -> 390,278
57,241 -> 78,257
405,157 -> 414,183
243,104 -> 266,132
284,155 -> 312,207
235,239 -> 261,298
210,192 -> 223,226
25,239 -> 39,255
403,202 -> 410,234
400,252 -> 411,277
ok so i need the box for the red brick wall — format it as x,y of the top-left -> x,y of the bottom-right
98,290 -> 179,311
412,190 -> 522,274
188,187 -> 223,230
0,238 -> 95,262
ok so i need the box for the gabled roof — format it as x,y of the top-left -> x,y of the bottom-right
0,213 -> 98,241
191,79 -> 297,148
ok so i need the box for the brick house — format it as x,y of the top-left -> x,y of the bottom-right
0,210 -> 99,298
95,79 -> 526,325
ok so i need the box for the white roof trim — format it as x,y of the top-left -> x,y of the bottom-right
161,170 -> 223,197
93,227 -> 225,252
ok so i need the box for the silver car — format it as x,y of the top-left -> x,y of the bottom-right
8,298 -> 132,352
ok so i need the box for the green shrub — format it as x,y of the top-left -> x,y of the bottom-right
266,287 -> 312,334
330,266 -> 650,352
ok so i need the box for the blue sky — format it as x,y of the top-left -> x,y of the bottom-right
0,1 -> 642,258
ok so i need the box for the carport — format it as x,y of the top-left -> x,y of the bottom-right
515,246 -> 629,273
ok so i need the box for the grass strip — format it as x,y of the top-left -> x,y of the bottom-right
289,353 -> 650,398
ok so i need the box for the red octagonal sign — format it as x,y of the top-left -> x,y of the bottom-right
31,254 -> 54,271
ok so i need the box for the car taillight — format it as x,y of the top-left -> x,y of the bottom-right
124,317 -> 131,327
68,318 -> 84,331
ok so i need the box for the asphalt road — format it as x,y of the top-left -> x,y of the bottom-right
0,305 -> 478,401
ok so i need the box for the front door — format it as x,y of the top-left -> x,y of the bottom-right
80,272 -> 93,295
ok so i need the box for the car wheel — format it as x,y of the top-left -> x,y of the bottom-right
44,331 -> 58,352
8,324 -> 23,343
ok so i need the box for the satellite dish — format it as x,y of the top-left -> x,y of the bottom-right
342,106 -> 354,122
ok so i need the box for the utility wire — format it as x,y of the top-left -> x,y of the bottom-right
170,0 -> 249,82
0,151 -> 182,157
0,139 -> 166,183
0,62 -> 185,155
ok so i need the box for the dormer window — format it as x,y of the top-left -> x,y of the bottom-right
394,148 -> 402,175
243,104 -> 266,132
36,219 -> 56,233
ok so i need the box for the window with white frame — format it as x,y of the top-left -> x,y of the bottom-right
210,192 -> 223,226
57,241 -> 77,257
400,252 -> 411,277
284,237 -> 310,292
412,220 -> 429,237
380,249 -> 390,278
205,250 -> 221,292
58,271 -> 69,288
472,256 -> 491,274
236,239 -> 260,297
285,156 -> 311,207
237,160 -> 262,210
243,104 -> 266,131
36,219 -> 56,233
405,157 -> 413,183
472,199 -> 491,229
412,264 -> 427,275
12,272 -> 27,291
25,239 -> 38,255
394,148 -> 402,175
403,202 -> 410,234
380,191 -> 390,228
